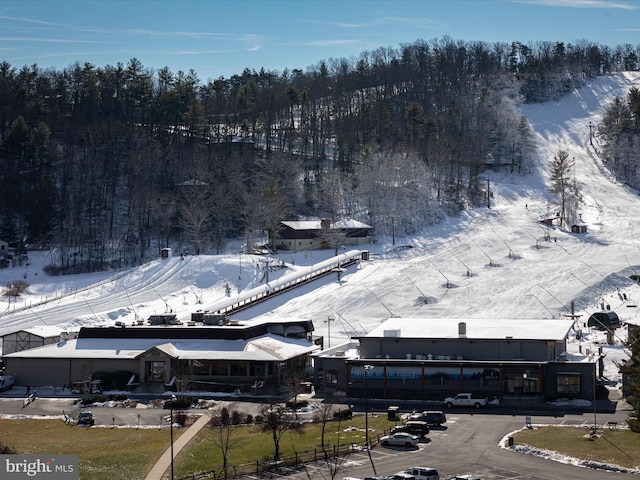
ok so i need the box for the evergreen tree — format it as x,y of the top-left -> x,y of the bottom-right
549,150 -> 576,226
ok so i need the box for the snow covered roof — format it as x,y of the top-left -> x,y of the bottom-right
4,334 -> 319,361
281,219 -> 371,230
363,318 -> 574,341
14,326 -> 72,338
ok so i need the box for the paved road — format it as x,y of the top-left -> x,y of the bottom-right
0,392 -> 636,480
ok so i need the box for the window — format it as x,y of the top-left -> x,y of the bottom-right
556,373 -> 581,394
325,369 -> 338,385
190,359 -> 209,375
230,362 -> 248,377
148,361 -> 165,381
250,363 -> 265,377
211,361 -> 229,376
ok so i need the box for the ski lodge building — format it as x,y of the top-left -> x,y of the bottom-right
271,219 -> 372,252
1,316 -> 320,393
313,317 -> 598,404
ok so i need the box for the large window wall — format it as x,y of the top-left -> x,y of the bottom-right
347,363 -> 506,400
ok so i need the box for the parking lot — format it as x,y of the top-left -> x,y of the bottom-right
1,394 -> 636,480
234,411 -> 637,480
236,443 -> 553,480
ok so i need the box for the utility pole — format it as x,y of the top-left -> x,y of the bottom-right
325,316 -> 334,349
392,217 -> 395,245
487,178 -> 491,209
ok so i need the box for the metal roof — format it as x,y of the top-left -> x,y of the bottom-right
362,318 -> 574,341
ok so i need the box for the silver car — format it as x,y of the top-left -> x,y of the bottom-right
379,432 -> 419,447
404,467 -> 439,480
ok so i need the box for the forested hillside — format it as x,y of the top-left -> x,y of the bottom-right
0,37 -> 638,272
596,86 -> 640,190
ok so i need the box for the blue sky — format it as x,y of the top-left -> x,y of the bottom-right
1,0 -> 638,83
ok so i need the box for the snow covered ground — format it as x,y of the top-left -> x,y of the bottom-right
1,72 -> 640,390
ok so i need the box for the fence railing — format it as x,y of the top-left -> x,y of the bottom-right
179,440 -> 379,480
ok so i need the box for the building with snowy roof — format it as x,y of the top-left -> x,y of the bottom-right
2,317 -> 320,394
1,326 -> 78,355
313,317 -> 598,405
271,218 -> 372,252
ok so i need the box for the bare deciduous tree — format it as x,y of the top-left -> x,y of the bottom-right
259,402 -> 303,461
209,409 -> 241,480
549,150 -> 580,226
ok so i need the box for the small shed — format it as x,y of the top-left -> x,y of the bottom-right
388,405 -> 400,420
571,223 -> 588,234
539,212 -> 562,227
588,311 -> 620,330
161,248 -> 172,259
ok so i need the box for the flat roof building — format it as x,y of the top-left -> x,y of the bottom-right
313,318 -> 597,405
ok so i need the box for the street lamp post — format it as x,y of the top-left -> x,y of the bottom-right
170,394 -> 177,480
363,364 -> 376,475
592,353 -> 598,436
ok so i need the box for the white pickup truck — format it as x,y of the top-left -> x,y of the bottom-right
444,393 -> 488,409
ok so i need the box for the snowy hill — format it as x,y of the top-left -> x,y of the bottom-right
1,72 -> 640,382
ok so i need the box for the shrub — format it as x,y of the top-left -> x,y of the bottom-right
221,407 -> 230,425
231,410 -> 242,425
74,395 -> 107,406
174,411 -> 187,427
628,417 -> 640,433
3,280 -> 29,297
0,443 -> 16,454
333,408 -> 353,420
208,416 -> 222,427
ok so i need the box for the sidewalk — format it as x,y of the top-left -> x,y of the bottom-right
145,413 -> 211,480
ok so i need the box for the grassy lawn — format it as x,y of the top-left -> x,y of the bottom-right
0,419 -> 182,480
0,413 -> 395,480
174,413 -> 393,479
3,414 -> 638,480
513,426 -> 640,470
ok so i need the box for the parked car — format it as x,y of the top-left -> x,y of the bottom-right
404,467 -> 440,480
391,420 -> 430,437
388,474 -> 416,480
408,410 -> 446,426
364,475 -> 415,480
0,375 -> 15,392
77,411 -> 94,426
379,432 -> 419,447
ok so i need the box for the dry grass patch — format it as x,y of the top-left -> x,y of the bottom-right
0,414 -> 397,480
0,419 -> 181,480
513,426 -> 640,470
